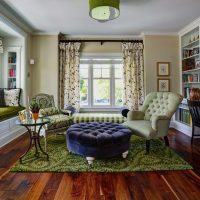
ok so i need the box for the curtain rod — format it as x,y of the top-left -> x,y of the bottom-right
59,39 -> 143,44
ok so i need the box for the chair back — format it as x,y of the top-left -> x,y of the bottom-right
188,100 -> 200,127
31,93 -> 55,109
140,92 -> 183,120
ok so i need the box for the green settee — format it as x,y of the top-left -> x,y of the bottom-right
0,106 -> 25,122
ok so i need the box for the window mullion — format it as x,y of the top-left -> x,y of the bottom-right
111,64 -> 115,107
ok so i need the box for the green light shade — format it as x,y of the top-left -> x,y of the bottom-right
89,0 -> 120,22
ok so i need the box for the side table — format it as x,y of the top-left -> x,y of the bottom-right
16,117 -> 50,163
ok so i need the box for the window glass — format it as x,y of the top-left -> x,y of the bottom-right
115,79 -> 123,106
93,79 -> 110,105
115,64 -> 123,78
80,79 -> 88,106
80,64 -> 89,78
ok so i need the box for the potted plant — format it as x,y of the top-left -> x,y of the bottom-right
30,100 -> 40,120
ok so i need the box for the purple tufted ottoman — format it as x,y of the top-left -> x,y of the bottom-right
66,122 -> 131,164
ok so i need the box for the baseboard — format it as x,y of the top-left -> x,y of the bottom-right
0,116 -> 26,148
170,121 -> 192,137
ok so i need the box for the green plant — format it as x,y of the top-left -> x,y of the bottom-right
29,100 -> 40,113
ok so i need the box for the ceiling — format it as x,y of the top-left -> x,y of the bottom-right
2,0 -> 200,35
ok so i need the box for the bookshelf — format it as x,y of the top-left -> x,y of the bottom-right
174,25 -> 200,134
3,47 -> 21,88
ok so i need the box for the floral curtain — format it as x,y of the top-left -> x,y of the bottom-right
0,38 -> 3,54
59,42 -> 81,111
122,42 -> 144,110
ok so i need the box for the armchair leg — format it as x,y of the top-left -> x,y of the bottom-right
164,136 -> 169,146
146,140 -> 150,154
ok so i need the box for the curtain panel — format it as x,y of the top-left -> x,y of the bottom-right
122,42 -> 144,110
59,42 -> 81,111
0,38 -> 3,54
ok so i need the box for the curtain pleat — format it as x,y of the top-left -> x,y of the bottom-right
122,42 -> 144,110
0,38 -> 3,54
59,42 -> 81,111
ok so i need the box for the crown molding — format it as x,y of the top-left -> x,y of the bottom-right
178,17 -> 200,36
141,31 -> 178,36
0,1 -> 33,34
32,32 -> 60,36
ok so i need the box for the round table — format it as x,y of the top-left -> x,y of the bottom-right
16,117 -> 50,163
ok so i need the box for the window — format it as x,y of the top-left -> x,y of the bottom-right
80,59 -> 123,109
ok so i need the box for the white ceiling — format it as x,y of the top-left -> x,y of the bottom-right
3,0 -> 200,35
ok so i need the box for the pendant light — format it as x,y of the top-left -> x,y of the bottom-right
89,0 -> 120,22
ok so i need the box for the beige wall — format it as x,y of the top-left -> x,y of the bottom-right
30,35 -> 180,106
144,35 -> 180,95
81,42 -> 121,53
30,35 -> 58,105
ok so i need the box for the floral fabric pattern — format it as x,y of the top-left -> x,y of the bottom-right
59,42 -> 81,112
4,89 -> 20,106
122,42 -> 144,110
40,107 -> 60,117
0,38 -> 3,54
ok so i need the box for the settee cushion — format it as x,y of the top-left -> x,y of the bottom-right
4,89 -> 20,106
0,106 -> 25,122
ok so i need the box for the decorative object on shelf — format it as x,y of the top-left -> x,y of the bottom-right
0,37 -> 3,54
89,0 -> 120,22
157,79 -> 170,92
157,62 -> 170,76
196,59 -> 200,68
30,100 -> 40,120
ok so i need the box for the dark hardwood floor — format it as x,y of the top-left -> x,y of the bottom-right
0,129 -> 200,200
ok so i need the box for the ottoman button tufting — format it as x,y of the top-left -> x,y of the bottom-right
66,122 -> 131,164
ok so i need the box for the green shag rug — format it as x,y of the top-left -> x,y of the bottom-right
11,134 -> 193,172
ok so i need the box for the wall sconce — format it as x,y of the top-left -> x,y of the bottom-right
30,59 -> 35,65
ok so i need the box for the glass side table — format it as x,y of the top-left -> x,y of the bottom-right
16,117 -> 50,163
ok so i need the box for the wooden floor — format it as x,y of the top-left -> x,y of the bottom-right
0,129 -> 200,200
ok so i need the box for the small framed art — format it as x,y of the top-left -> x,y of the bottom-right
157,79 -> 170,92
157,62 -> 170,76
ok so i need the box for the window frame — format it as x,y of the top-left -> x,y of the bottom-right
80,58 -> 123,111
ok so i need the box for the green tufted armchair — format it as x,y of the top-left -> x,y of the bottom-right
124,92 -> 183,153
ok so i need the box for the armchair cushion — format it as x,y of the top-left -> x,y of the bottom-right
40,107 -> 60,117
150,115 -> 169,130
124,120 -> 157,140
127,111 -> 145,121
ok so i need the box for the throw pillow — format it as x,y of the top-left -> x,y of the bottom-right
4,89 -> 20,106
39,107 -> 60,117
0,89 -> 6,107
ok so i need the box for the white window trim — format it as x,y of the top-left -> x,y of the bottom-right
80,55 -> 123,112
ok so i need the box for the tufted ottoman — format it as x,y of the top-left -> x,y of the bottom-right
66,122 -> 131,164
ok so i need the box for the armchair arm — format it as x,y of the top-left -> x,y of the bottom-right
127,111 -> 145,121
60,109 -> 72,116
151,115 -> 170,137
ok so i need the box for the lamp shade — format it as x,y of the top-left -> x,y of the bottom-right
89,0 -> 120,22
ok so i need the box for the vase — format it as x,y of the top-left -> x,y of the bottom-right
32,112 -> 39,121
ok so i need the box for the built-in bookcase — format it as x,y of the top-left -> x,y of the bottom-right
173,24 -> 200,135
3,47 -> 21,88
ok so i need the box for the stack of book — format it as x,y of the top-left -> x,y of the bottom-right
179,109 -> 192,126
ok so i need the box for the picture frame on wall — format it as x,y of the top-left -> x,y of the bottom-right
157,62 -> 170,76
157,79 -> 170,92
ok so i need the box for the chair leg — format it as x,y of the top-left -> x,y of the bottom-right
191,125 -> 195,145
146,140 -> 150,154
164,136 -> 169,146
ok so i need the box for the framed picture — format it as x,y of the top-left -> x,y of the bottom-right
157,62 -> 170,76
157,79 -> 170,92
196,59 -> 200,68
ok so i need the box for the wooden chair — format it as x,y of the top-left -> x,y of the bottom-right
187,100 -> 200,144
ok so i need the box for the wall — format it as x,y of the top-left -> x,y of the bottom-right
144,35 -> 180,95
30,35 -> 58,105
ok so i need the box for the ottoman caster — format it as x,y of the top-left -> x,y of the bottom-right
86,157 -> 95,165
122,151 -> 129,158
